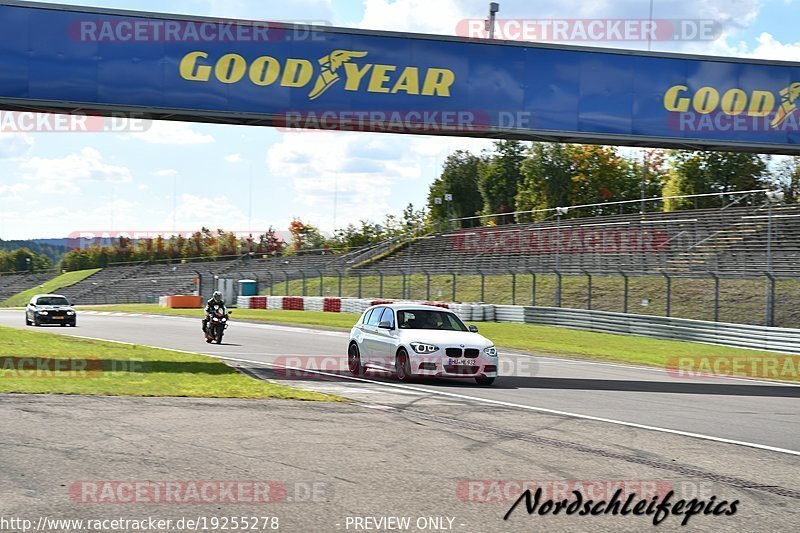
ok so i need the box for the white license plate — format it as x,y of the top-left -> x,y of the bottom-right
448,359 -> 473,365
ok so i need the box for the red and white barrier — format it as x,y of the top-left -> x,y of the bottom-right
232,295 -> 494,320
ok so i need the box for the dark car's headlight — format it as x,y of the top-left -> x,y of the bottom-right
37,310 -> 49,315
484,346 -> 498,357
410,342 -> 439,354
66,311 -> 75,316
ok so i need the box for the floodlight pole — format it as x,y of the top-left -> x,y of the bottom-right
487,3 -> 499,39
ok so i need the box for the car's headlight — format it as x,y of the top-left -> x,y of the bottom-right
37,311 -> 48,315
66,311 -> 75,316
484,346 -> 498,357
410,342 -> 439,354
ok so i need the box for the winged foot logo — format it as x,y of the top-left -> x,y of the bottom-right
179,49 -> 456,100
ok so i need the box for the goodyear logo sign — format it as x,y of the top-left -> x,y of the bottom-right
179,50 -> 456,99
664,83 -> 800,128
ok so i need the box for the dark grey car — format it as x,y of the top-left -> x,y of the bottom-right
25,294 -> 77,327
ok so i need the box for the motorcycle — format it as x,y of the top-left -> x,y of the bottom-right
204,305 -> 232,344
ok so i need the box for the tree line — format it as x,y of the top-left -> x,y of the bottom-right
58,229 -> 284,271
0,248 -> 53,274
53,207 -> 430,271
427,141 -> 800,225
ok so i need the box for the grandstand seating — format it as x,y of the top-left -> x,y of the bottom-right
0,271 -> 56,302
356,204 -> 800,276
56,250 -> 365,304
59,260 -> 239,304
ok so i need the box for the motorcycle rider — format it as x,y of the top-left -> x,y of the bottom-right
202,291 -> 226,336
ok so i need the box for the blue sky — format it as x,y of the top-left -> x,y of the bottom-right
0,0 -> 798,240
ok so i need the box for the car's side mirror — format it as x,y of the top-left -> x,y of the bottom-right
378,320 -> 393,330
228,311 -> 233,315
469,325 -> 479,333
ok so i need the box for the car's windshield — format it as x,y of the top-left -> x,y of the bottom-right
397,310 -> 467,331
35,297 -> 70,306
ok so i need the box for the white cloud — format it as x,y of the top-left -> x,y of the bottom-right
0,183 -> 30,202
154,169 -> 178,177
163,193 -> 281,233
20,147 -> 132,194
207,0 -> 334,21
0,133 -> 34,159
131,121 -> 215,145
713,32 -> 800,61
225,153 -> 244,163
359,0 -> 466,34
267,131 -> 494,231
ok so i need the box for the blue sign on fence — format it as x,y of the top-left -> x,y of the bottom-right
0,1 -> 798,153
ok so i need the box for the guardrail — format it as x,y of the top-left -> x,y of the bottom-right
523,307 -> 800,354
236,296 -> 800,354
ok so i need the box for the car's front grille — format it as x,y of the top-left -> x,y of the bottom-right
464,348 -> 480,358
444,365 -> 480,375
445,348 -> 462,358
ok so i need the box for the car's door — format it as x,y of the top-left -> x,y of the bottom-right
371,308 -> 396,370
360,307 -> 385,366
354,308 -> 375,359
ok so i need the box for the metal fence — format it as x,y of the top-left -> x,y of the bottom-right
520,307 -> 800,354
252,268 -> 800,329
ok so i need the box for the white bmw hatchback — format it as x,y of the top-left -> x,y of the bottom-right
348,303 -> 498,385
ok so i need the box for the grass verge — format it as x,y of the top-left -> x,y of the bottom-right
80,304 -> 798,381
1,269 -> 101,308
0,325 -> 341,400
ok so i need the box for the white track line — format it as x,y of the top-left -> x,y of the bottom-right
53,332 -> 800,457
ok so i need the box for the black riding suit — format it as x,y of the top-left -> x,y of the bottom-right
202,298 -> 226,333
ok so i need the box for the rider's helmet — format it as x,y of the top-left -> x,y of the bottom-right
212,291 -> 223,303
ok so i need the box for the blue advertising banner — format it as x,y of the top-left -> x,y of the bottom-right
0,1 -> 799,153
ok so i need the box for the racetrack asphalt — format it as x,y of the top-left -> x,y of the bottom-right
0,310 -> 797,453
1,310 -> 799,531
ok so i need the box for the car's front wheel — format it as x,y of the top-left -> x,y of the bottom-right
475,376 -> 495,386
396,349 -> 412,382
348,343 -> 364,377
25,316 -> 31,326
